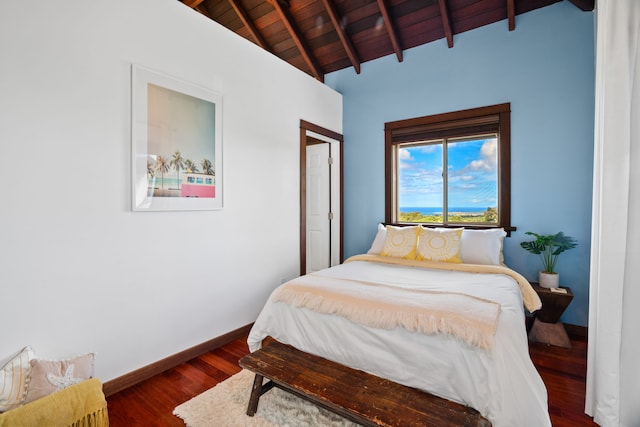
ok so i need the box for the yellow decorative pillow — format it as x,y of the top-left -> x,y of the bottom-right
380,226 -> 420,259
417,227 -> 463,263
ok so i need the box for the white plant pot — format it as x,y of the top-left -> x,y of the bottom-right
539,271 -> 559,288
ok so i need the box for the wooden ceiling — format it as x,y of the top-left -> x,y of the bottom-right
180,0 -> 594,81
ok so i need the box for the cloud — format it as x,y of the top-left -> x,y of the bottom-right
419,145 -> 438,154
481,139 -> 497,158
469,139 -> 497,171
398,150 -> 413,170
398,148 -> 412,160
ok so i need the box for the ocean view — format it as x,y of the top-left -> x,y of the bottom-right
400,206 -> 487,215
148,177 -> 181,189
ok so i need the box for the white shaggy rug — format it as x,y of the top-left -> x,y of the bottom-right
173,369 -> 360,427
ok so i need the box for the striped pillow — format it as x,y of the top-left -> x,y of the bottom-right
0,346 -> 35,412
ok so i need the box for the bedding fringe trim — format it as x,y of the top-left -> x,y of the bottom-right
345,254 -> 542,312
69,407 -> 109,427
273,278 -> 500,349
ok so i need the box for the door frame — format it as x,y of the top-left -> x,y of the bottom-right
300,120 -> 343,275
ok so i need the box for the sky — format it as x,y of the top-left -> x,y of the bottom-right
147,83 -> 216,174
398,137 -> 498,209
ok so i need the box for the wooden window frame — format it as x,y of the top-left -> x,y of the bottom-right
385,103 -> 514,235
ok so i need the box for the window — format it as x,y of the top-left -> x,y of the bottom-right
385,103 -> 513,233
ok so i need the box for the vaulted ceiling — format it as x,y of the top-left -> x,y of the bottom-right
179,0 -> 594,81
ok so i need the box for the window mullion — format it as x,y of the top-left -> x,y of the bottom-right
442,139 -> 448,226
394,145 -> 400,222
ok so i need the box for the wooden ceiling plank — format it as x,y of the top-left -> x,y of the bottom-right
376,0 -> 403,62
270,0 -> 324,81
437,0 -> 454,48
228,0 -> 271,50
195,3 -> 212,19
507,0 -> 516,31
321,0 -> 361,74
187,0 -> 567,77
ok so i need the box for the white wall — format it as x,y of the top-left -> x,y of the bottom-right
0,0 -> 341,381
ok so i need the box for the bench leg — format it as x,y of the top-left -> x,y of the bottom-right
246,374 -> 264,416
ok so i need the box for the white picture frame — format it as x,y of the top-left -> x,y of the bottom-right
131,64 -> 223,211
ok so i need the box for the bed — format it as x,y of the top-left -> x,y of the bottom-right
248,226 -> 551,427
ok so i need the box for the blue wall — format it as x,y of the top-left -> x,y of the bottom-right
325,1 -> 595,326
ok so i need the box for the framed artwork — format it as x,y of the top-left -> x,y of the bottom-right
131,65 -> 223,211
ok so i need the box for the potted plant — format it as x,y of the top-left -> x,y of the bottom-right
520,231 -> 578,288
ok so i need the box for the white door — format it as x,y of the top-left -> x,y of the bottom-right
306,143 -> 331,273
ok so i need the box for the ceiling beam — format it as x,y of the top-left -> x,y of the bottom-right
321,0 -> 361,74
376,0 -> 403,62
270,0 -> 324,81
228,0 -> 271,51
507,0 -> 515,31
182,0 -> 205,8
437,0 -> 454,48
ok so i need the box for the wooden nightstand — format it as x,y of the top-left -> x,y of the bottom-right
528,284 -> 574,348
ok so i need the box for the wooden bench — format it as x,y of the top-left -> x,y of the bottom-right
239,341 -> 492,427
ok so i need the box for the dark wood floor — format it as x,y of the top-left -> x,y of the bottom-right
107,333 -> 597,426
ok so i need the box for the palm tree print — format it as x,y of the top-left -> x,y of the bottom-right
184,159 -> 199,173
170,151 -> 185,188
155,156 -> 170,190
201,158 -> 214,176
147,160 -> 156,177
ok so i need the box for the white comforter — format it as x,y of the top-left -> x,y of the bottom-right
248,256 -> 551,427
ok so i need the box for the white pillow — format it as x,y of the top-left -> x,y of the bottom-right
367,223 -> 387,255
0,346 -> 35,412
460,228 -> 506,265
417,227 -> 463,263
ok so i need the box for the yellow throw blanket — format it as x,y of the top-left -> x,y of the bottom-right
273,272 -> 501,350
0,378 -> 108,427
345,254 -> 542,312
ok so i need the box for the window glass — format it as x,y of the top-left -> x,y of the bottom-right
397,136 -> 498,225
397,142 -> 443,222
